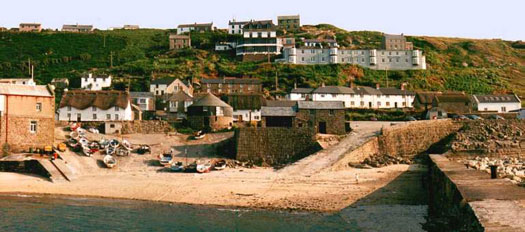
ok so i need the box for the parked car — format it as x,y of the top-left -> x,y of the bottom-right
467,115 -> 483,120
488,115 -> 505,120
451,114 -> 469,120
406,116 -> 417,121
369,117 -> 378,121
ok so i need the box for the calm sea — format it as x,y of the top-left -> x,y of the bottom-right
0,195 -> 358,232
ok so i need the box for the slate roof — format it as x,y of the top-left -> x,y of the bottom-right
178,23 -> 213,28
291,88 -> 314,94
201,78 -> 261,84
297,101 -> 345,109
130,92 -> 154,98
229,20 -> 250,26
353,86 -> 382,95
379,88 -> 415,96
62,24 -> 93,30
243,20 -> 275,31
265,100 -> 297,107
165,91 -> 193,102
0,84 -> 53,97
151,78 -> 176,85
189,93 -> 231,108
313,86 -> 355,94
60,90 -> 129,110
261,106 -> 296,117
474,94 -> 521,103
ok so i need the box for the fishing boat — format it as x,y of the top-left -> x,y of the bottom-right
82,145 -> 95,157
99,139 -> 110,149
115,147 -> 130,157
69,131 -> 79,139
159,152 -> 174,166
170,162 -> 185,172
67,138 -> 78,147
184,162 -> 197,173
106,146 -> 116,155
121,140 -> 132,151
79,137 -> 89,146
196,162 -> 212,173
136,145 -> 151,154
109,139 -> 120,147
77,128 -> 87,137
213,159 -> 227,170
70,123 -> 80,131
193,130 -> 206,140
103,155 -> 117,168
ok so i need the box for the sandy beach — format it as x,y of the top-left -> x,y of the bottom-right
0,122 -> 423,212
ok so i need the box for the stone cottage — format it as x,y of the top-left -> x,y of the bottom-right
296,101 -> 348,135
187,93 -> 233,131
164,91 -> 194,119
432,92 -> 472,114
0,84 -> 55,152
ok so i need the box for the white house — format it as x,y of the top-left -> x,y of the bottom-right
177,22 -> 213,35
58,90 -> 133,122
228,20 -> 249,35
377,86 -> 416,109
312,86 -> 355,108
287,88 -> 314,101
0,78 -> 36,86
473,94 -> 522,113
164,91 -> 193,119
150,78 -> 192,96
81,73 -> 112,90
222,94 -> 264,122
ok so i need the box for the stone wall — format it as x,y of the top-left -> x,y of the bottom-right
295,109 -> 347,135
120,120 -> 175,134
330,137 -> 380,170
0,117 -> 55,153
378,119 -> 461,158
235,127 -> 321,166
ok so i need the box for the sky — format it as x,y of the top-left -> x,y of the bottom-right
1,0 -> 523,41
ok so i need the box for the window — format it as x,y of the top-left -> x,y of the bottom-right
115,114 -> 119,120
115,106 -> 119,111
254,116 -> 260,120
301,57 -> 305,61
30,121 -> 37,133
501,107 -> 507,112
92,106 -> 97,111
402,102 -> 406,106
36,103 -> 42,112
386,102 -> 390,106
320,94 -> 325,98
351,101 -> 355,106
203,107 -> 208,112
67,106 -> 72,111
67,113 -> 71,119
331,94 -> 336,98
106,114 -> 111,120
377,101 -> 381,106
93,114 -> 97,119
360,101 -> 364,106
139,99 -> 146,104
329,110 -> 334,116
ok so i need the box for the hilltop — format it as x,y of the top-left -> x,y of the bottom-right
0,25 -> 523,98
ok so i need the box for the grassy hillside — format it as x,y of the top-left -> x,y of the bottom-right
0,25 -> 524,99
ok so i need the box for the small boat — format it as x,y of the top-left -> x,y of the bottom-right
159,152 -> 174,166
89,141 -> 100,149
103,155 -> 117,168
196,162 -> 212,173
193,130 -> 206,140
82,145 -> 95,157
88,128 -> 99,134
136,145 -> 151,154
99,139 -> 110,149
115,147 -> 130,157
121,140 -> 132,151
184,162 -> 197,173
79,137 -> 89,146
70,123 -> 80,131
57,143 -> 67,152
68,138 -> 78,147
77,128 -> 86,136
213,159 -> 227,170
69,131 -> 79,139
109,139 -> 120,147
170,162 -> 185,172
106,146 -> 116,155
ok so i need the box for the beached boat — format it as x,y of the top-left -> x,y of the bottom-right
106,146 -> 116,155
69,131 -> 79,139
121,140 -> 132,151
109,139 -> 120,147
79,137 -> 89,146
136,145 -> 151,154
213,159 -> 227,170
99,139 -> 109,149
184,162 -> 197,173
196,162 -> 212,173
159,152 -> 174,166
82,145 -> 95,157
67,138 -> 78,147
103,155 -> 117,168
70,123 -> 80,131
115,147 -> 130,157
170,162 -> 185,172
193,131 -> 206,140
77,128 -> 87,137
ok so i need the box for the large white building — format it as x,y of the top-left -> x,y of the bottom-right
473,94 -> 522,113
288,84 -> 415,109
236,20 -> 282,57
58,91 -> 133,122
176,22 -> 213,35
282,47 -> 426,70
81,73 -> 112,90
0,78 -> 36,86
228,20 -> 249,35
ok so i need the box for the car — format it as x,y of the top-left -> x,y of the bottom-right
467,115 -> 483,120
369,117 -> 378,121
488,115 -> 505,120
406,116 -> 417,121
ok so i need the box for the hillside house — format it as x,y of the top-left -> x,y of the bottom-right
312,86 -> 355,108
277,15 -> 300,31
163,91 -> 193,119
0,84 -> 55,152
177,22 -> 213,35
51,78 -> 70,89
0,78 -> 36,86
473,94 -> 522,113
81,73 -> 112,90
197,78 -> 262,95
383,34 -> 413,50
62,24 -> 94,32
58,91 -> 133,122
228,19 -> 249,34
432,93 -> 472,114
377,85 -> 415,109
287,88 -> 313,101
123,25 -> 139,30
222,94 -> 265,122
150,78 -> 192,96
236,20 -> 282,61
302,38 -> 338,48
169,34 -> 191,50
215,42 -> 237,51
130,92 -> 155,112
19,23 -> 41,32
187,93 -> 233,131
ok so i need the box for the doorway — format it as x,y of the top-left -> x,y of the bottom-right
318,121 -> 327,134
76,113 -> 81,122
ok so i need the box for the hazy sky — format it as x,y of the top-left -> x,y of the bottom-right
1,0 -> 523,40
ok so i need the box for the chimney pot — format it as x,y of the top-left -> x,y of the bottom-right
376,83 -> 380,89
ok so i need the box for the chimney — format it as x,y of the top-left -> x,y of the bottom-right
321,82 -> 325,87
401,83 -> 407,90
294,82 -> 297,89
376,83 -> 380,89
350,81 -> 354,88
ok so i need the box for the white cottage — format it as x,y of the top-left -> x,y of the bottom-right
287,88 -> 314,101
0,78 -> 36,86
312,86 -> 355,108
473,94 -> 522,113
377,87 -> 416,109
222,94 -> 265,122
58,90 -> 133,122
81,73 -> 112,90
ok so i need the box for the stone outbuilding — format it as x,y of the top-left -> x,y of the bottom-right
187,93 -> 233,131
296,101 -> 348,134
432,92 -> 472,114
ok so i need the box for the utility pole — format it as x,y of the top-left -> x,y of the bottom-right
385,68 -> 389,88
275,70 -> 278,91
110,52 -> 113,68
103,34 -> 106,48
28,58 -> 31,76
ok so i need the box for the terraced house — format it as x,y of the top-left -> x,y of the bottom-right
0,84 -> 55,152
57,91 -> 133,122
177,22 -> 213,35
236,20 -> 282,61
197,78 -> 262,95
